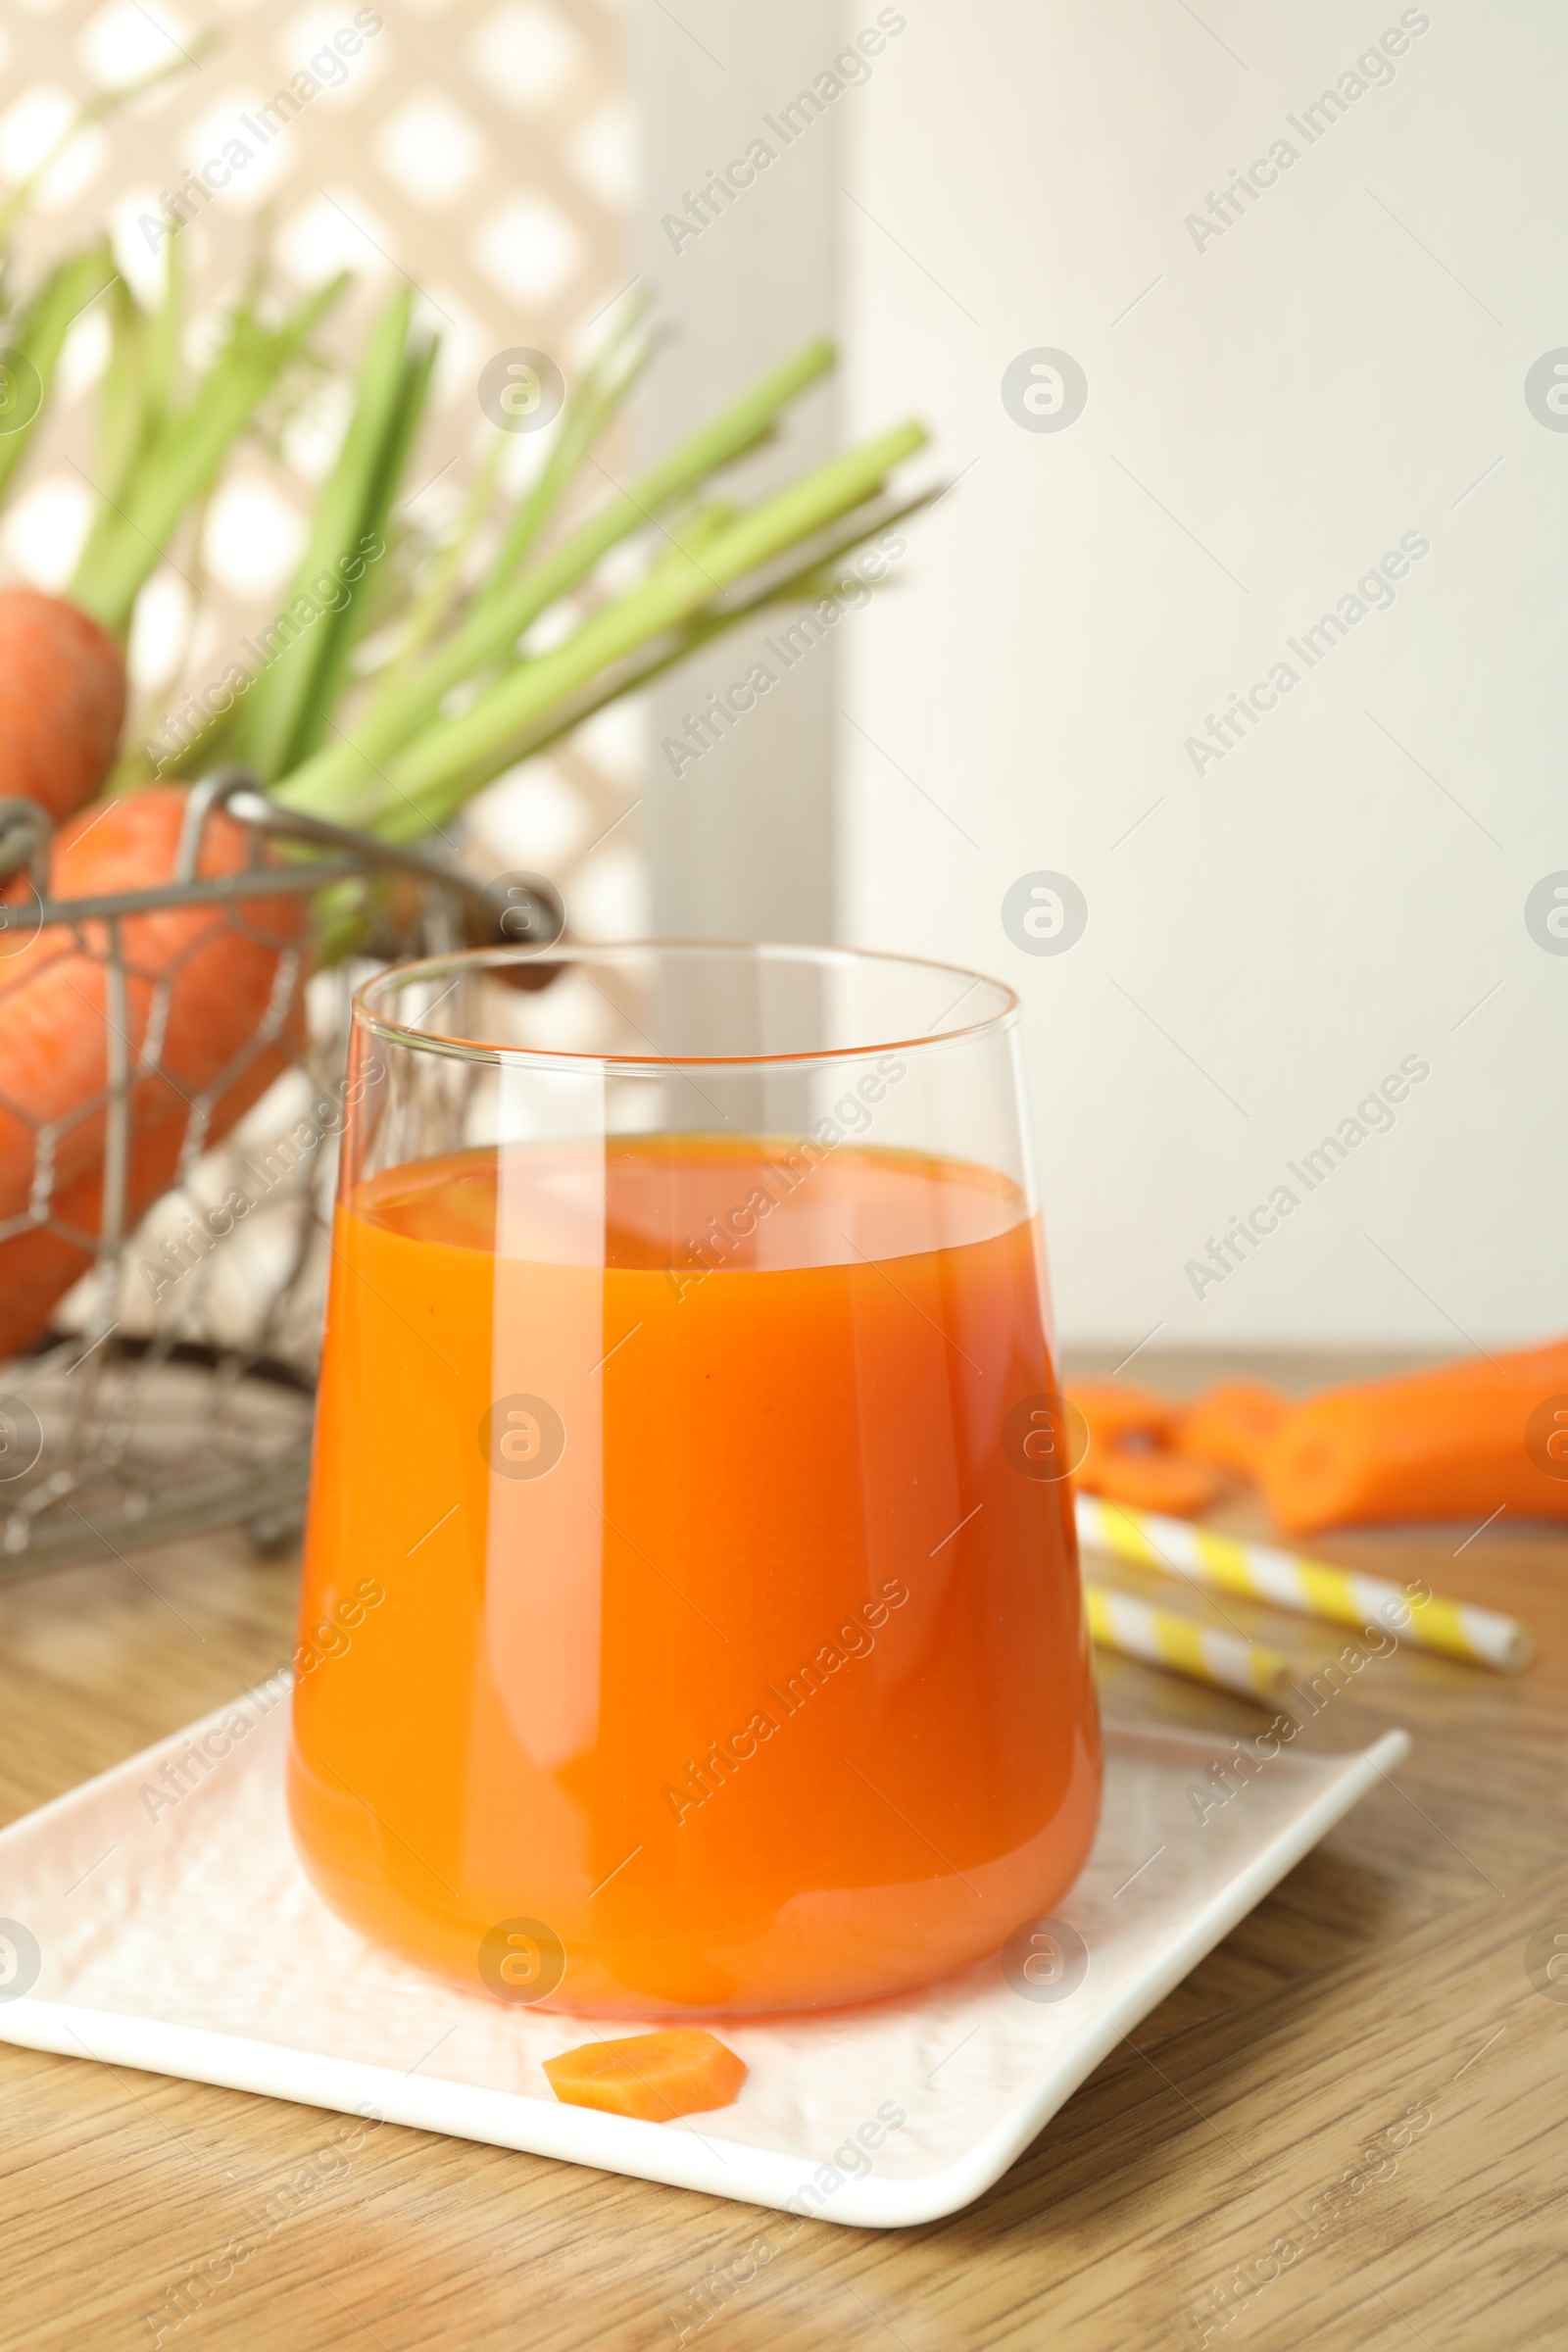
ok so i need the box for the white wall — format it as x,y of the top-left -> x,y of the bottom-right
839,0 -> 1568,1348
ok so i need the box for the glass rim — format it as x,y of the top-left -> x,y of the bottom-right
353,940 -> 1021,1070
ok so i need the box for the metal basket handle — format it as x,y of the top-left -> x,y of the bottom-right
0,770 -> 565,952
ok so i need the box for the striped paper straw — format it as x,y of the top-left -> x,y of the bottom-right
1084,1581 -> 1291,1703
1076,1494 -> 1533,1674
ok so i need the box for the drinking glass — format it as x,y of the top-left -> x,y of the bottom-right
288,942 -> 1102,2015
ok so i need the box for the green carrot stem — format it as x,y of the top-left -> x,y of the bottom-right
283,418 -> 925,836
390,432 -> 508,664
233,286 -> 421,780
0,246 -> 114,507
97,276 -> 148,509
143,226 -> 182,441
71,274 -> 348,637
73,275 -> 154,587
360,486 -> 935,844
385,312 -> 643,674
295,330 -> 437,764
306,498 -> 925,954
473,308 -> 652,612
159,486 -> 912,811
276,336 -> 834,817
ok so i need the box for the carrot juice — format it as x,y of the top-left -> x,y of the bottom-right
288,1131 -> 1102,2015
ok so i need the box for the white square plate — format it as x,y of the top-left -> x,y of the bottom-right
0,1690 -> 1406,2227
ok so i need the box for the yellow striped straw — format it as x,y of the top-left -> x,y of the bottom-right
1076,1495 -> 1533,1674
1084,1581 -> 1291,1703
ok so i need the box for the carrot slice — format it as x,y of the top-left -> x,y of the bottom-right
1260,1338 -> 1568,1534
1072,1447 -> 1227,1516
1065,1380 -> 1225,1515
1173,1380 -> 1291,1478
542,2030 -> 746,2122
1066,1381 -> 1175,1445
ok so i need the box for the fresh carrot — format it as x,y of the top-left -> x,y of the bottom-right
0,587 -> 126,823
0,1045 -> 292,1361
1067,1380 -> 1227,1516
0,788 -> 304,1354
0,787 -> 303,1201
1259,1340 -> 1568,1534
1173,1380 -> 1291,1478
542,2030 -> 747,2122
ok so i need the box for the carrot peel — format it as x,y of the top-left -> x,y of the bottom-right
542,2029 -> 746,2122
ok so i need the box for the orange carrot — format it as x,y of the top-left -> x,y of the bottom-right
542,2030 -> 747,2122
0,1045 -> 293,1360
1065,1380 -> 1176,1444
0,587 -> 126,822
1259,1339 -> 1568,1534
1066,1380 -> 1228,1516
1174,1380 -> 1291,1478
0,788 -> 305,1355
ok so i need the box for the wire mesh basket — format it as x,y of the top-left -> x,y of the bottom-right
0,771 -> 562,1578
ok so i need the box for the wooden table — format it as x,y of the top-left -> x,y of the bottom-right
3,1351 -> 1565,2351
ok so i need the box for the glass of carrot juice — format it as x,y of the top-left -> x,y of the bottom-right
288,943 -> 1101,2016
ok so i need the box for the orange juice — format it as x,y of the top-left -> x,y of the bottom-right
288,1135 -> 1101,2014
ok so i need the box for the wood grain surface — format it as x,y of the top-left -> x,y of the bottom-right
2,1351 -> 1565,2351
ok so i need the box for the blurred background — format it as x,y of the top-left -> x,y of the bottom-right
4,0 -> 1563,1355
